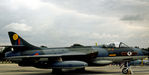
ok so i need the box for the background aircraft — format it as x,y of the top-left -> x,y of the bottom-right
0,31 -> 148,74
130,59 -> 149,66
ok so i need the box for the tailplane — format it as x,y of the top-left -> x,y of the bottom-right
8,31 -> 41,51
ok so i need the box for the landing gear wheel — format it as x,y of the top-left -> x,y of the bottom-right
122,67 -> 128,74
122,67 -> 132,74
52,68 -> 62,74
121,61 -> 132,74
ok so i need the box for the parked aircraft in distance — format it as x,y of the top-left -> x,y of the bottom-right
130,59 -> 149,66
0,31 -> 148,74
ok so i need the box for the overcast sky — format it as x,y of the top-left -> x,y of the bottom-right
0,0 -> 149,48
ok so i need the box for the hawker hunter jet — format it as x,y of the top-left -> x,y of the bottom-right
0,31 -> 99,73
0,32 -> 149,74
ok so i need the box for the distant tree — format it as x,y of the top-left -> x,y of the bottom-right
134,46 -> 139,48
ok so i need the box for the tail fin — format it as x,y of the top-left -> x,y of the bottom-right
8,31 -> 41,51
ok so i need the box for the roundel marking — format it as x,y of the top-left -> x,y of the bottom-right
13,34 -> 18,40
127,51 -> 132,56
35,53 -> 39,55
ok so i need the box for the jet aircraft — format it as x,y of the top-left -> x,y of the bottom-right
0,31 -> 148,74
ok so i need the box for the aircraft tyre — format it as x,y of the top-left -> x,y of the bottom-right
122,67 -> 131,74
52,68 -> 62,74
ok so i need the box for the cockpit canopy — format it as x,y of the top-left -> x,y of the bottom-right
101,42 -> 129,48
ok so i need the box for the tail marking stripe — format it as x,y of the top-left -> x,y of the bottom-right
18,39 -> 21,45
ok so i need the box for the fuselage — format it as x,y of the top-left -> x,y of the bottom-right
5,44 -> 148,67
2,31 -> 149,74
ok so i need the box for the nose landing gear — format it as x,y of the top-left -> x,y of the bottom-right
121,61 -> 132,74
122,67 -> 131,74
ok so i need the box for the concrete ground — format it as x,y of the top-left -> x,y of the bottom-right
0,64 -> 149,75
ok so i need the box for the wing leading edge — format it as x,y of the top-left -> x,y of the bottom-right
5,52 -> 87,59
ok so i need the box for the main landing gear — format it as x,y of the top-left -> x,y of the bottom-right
121,61 -> 132,74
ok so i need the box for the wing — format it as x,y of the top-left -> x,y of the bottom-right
5,52 -> 87,59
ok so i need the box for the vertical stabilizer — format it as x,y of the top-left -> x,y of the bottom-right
8,31 -> 41,51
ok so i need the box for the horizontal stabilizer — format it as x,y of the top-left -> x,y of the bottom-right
0,45 -> 24,47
